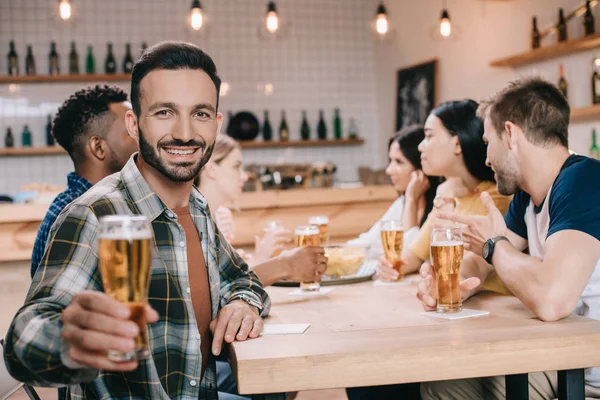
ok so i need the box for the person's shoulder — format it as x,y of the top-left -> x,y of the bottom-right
553,156 -> 600,197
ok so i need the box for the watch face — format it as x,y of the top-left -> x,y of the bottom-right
482,241 -> 491,259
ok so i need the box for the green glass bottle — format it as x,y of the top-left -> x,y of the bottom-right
317,110 -> 327,140
7,40 -> 19,76
69,42 -> 79,74
591,129 -> 600,159
123,43 -> 134,73
85,46 -> 95,74
263,110 -> 273,141
21,125 -> 32,147
105,43 -> 117,74
279,111 -> 289,141
300,110 -> 310,140
333,108 -> 342,139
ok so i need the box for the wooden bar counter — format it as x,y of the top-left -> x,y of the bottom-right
0,185 -> 397,263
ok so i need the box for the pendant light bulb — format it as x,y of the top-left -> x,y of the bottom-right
375,3 -> 389,35
59,0 -> 72,21
190,0 -> 203,31
266,2 -> 279,33
440,9 -> 451,37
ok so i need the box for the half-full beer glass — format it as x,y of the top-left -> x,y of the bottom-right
308,216 -> 329,245
98,215 -> 153,361
430,227 -> 464,313
380,220 -> 404,280
294,225 -> 321,291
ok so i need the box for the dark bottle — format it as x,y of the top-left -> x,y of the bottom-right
4,127 -> 14,148
262,110 -> 273,141
558,64 -> 568,99
585,1 -> 595,36
141,42 -> 148,57
593,56 -> 600,104
591,129 -> 600,159
532,17 -> 541,50
49,42 -> 60,75
7,40 -> 18,76
558,8 -> 568,42
279,111 -> 289,141
85,45 -> 95,74
105,43 -> 117,74
45,115 -> 54,146
25,45 -> 36,75
226,111 -> 234,136
123,43 -> 134,73
300,110 -> 310,140
21,125 -> 32,147
317,110 -> 327,140
69,42 -> 79,74
333,108 -> 342,139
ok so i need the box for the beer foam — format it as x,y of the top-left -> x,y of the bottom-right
295,226 -> 320,235
431,240 -> 463,247
308,216 -> 329,225
99,216 -> 152,240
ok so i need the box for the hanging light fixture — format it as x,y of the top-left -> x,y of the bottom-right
440,2 -> 451,37
266,2 -> 279,33
59,0 -> 72,21
189,0 -> 203,31
374,3 -> 389,36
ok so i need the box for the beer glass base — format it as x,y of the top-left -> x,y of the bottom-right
436,305 -> 462,313
108,348 -> 150,362
300,283 -> 321,292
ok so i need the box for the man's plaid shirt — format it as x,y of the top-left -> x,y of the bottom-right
4,154 -> 270,399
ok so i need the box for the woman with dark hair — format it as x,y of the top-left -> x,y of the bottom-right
387,99 -> 512,294
348,125 -> 439,258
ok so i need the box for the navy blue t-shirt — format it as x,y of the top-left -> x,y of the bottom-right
504,155 -> 600,241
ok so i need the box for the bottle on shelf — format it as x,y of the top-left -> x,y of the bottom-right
105,43 -> 117,74
300,111 -> 310,140
348,118 -> 359,139
558,8 -> 568,42
531,16 -> 541,50
262,110 -> 273,141
4,127 -> 14,148
46,115 -> 54,146
585,0 -> 595,36
21,125 -> 32,147
7,40 -> 19,76
69,42 -> 79,74
86,45 -> 95,74
279,111 -> 289,141
334,108 -> 342,140
591,129 -> 600,160
123,43 -> 134,73
48,42 -> 60,76
25,45 -> 36,76
558,64 -> 568,99
317,110 -> 327,140
141,42 -> 148,57
593,56 -> 600,104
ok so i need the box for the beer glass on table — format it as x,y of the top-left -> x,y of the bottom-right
430,227 -> 464,313
98,215 -> 153,361
380,220 -> 404,280
294,225 -> 321,291
308,215 -> 329,245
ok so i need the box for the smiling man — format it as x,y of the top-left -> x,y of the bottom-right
3,41 -> 270,400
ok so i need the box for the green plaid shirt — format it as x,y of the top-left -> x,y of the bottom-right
3,154 -> 270,399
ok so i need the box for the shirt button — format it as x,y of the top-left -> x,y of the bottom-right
186,287 -> 191,294
196,333 -> 201,340
179,241 -> 185,247
190,380 -> 197,387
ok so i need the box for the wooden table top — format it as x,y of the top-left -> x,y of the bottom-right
230,278 -> 600,395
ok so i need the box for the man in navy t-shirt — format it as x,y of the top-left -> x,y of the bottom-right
418,77 -> 600,399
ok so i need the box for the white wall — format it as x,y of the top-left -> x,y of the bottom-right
375,0 -> 596,161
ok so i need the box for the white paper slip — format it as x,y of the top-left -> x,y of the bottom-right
261,323 -> 311,336
373,279 -> 413,287
420,308 -> 490,320
287,287 -> 334,296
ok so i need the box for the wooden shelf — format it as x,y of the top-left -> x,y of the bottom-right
239,138 -> 364,149
490,32 -> 600,68
571,104 -> 600,122
0,73 -> 131,84
0,146 -> 66,157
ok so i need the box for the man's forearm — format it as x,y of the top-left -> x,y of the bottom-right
251,256 -> 289,287
460,253 -> 493,298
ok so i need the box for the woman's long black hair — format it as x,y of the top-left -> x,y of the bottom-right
389,125 -> 440,227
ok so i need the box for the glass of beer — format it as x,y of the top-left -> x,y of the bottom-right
308,215 -> 329,245
380,220 -> 404,280
430,227 -> 464,313
98,215 -> 153,361
294,225 -> 321,291
264,220 -> 286,257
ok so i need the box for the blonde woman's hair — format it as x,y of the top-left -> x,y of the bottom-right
194,134 -> 241,186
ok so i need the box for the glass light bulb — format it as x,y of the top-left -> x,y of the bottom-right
59,0 -> 72,21
266,11 -> 279,33
440,18 -> 451,37
376,14 -> 388,35
191,8 -> 203,30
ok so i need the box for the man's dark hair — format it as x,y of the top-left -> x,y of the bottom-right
52,85 -> 127,164
130,41 -> 221,117
478,77 -> 570,148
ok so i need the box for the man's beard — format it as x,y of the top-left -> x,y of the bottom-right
138,127 -> 215,183
494,159 -> 521,196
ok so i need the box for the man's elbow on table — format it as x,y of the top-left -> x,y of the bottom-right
530,289 -> 580,322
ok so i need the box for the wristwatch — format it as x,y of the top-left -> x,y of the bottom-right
482,236 -> 510,264
433,196 -> 457,210
229,293 -> 264,313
